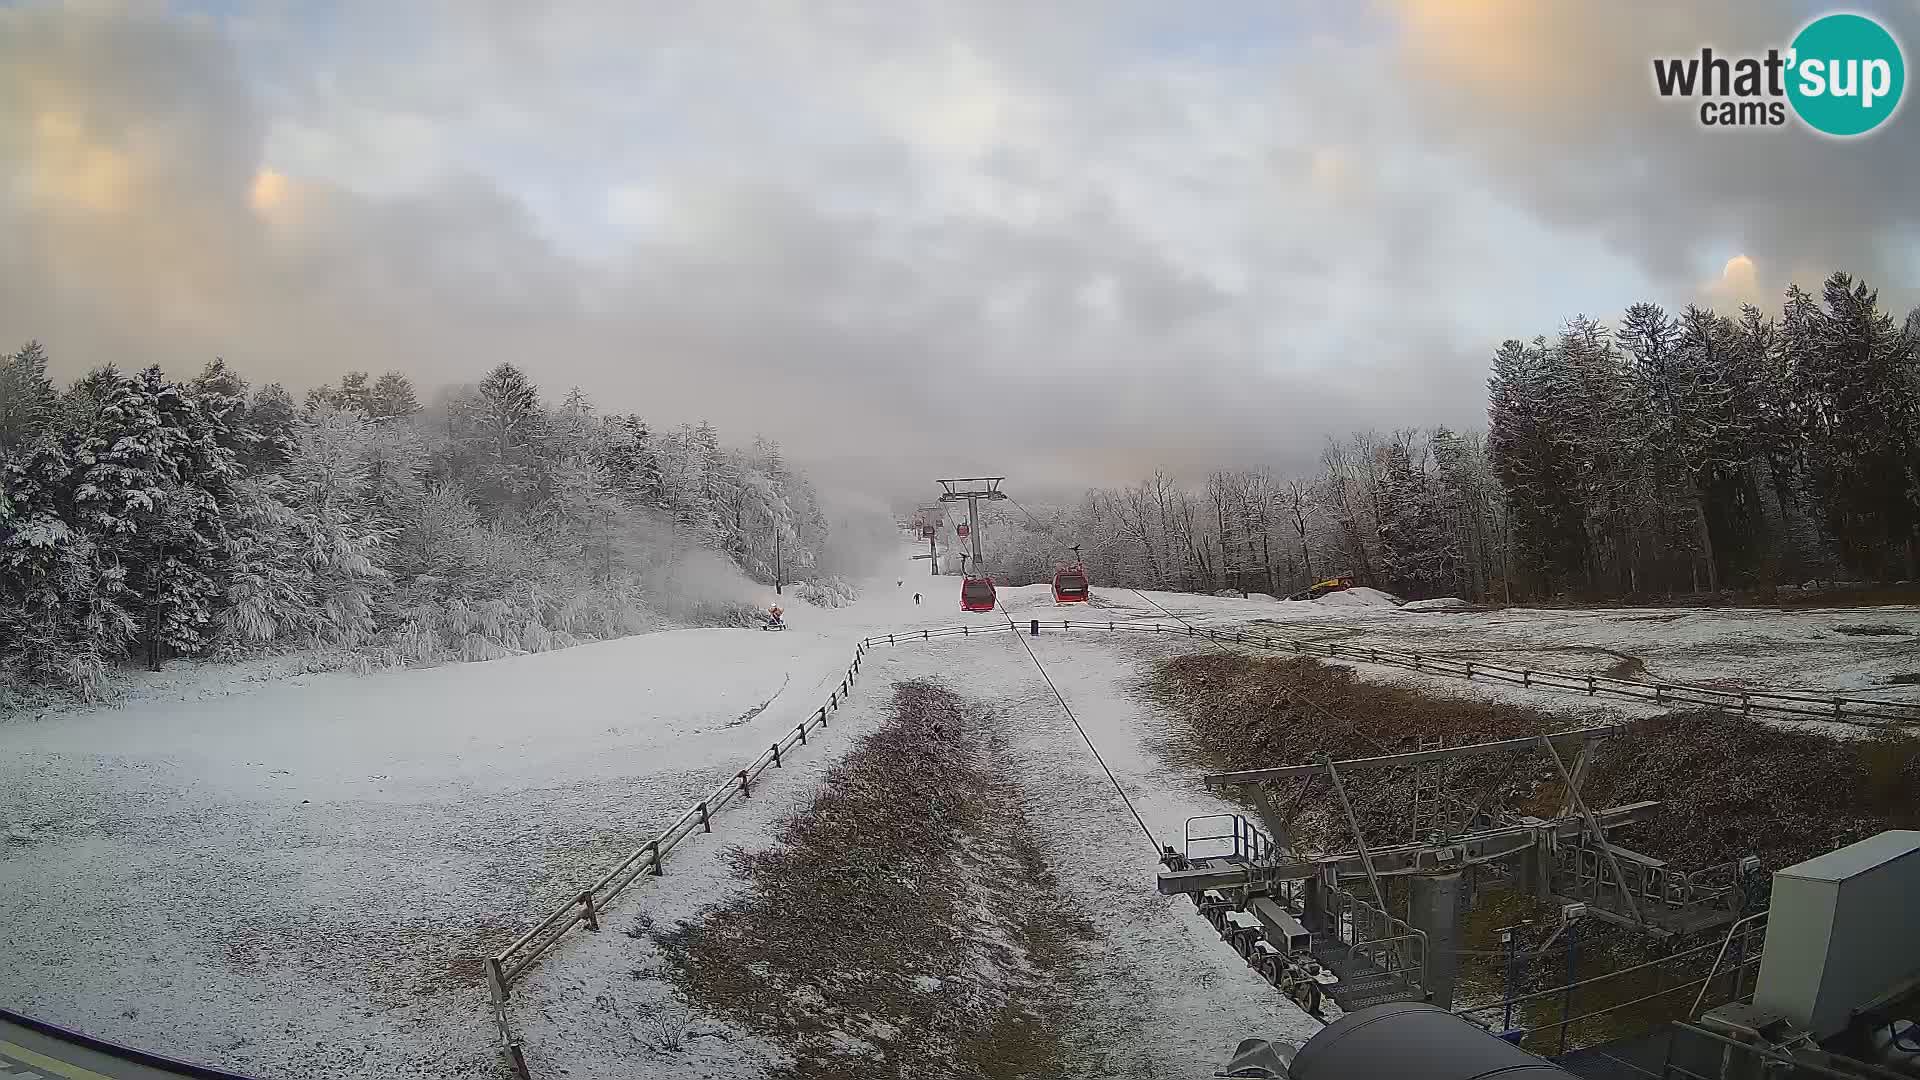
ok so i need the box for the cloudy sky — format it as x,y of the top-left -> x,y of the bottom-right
4,1 -> 1917,498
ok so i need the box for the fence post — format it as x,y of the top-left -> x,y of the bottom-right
771,742 -> 782,767
796,722 -> 807,745
1414,653 -> 1423,671
1465,662 -> 1475,680
1031,619 -> 1039,636
1741,693 -> 1750,715
580,890 -> 599,932
1655,685 -> 1665,705
889,634 -> 894,645
1832,697 -> 1843,720
487,955 -> 512,1006
820,704 -> 829,728
648,839 -> 663,876
1523,670 -> 1532,688
738,769 -> 752,798
698,801 -> 712,832
1587,675 -> 1595,696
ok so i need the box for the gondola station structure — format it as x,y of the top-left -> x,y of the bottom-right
937,477 -> 1007,612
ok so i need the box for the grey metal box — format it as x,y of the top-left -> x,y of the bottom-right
1753,830 -> 1920,1039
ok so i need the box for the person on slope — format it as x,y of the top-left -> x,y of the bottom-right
766,603 -> 786,630
913,592 -> 921,605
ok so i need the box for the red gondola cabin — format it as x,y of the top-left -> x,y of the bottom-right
960,576 -> 997,612
1052,564 -> 1090,604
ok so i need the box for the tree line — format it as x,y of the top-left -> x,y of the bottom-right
977,271 -> 1920,602
0,349 -> 841,697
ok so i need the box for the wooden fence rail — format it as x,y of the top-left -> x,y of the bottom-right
859,620 -> 1920,727
485,639 -> 869,1077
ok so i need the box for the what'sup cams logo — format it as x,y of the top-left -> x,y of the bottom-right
1653,12 -> 1905,136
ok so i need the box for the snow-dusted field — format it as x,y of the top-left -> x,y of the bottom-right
4,551 -> 1916,1078
1242,602 -> 1920,701
519,636 -> 1322,1079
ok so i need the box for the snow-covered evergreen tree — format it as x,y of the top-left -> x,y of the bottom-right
462,362 -> 545,510
246,383 -> 298,472
367,372 -> 422,420
1791,273 -> 1920,578
0,341 -> 56,455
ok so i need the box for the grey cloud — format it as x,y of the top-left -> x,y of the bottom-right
4,2 -> 1896,511
1390,0 -> 1920,302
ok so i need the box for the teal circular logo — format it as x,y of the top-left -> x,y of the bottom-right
1788,13 -> 1905,136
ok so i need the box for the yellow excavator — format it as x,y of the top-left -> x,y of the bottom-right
1287,574 -> 1355,602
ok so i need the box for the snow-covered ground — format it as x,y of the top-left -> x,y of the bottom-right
517,636 -> 1320,1079
5,548 -> 1915,1078
0,560 -> 951,1079
1245,603 -> 1920,699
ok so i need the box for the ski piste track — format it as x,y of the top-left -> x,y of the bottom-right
10,597 -> 1920,1079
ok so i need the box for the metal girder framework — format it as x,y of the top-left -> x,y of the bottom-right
936,478 -> 1008,573
1202,725 -> 1628,788
1539,733 -> 1643,925
934,477 -> 1009,502
1156,802 -> 1661,896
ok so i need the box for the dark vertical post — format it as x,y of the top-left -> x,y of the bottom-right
1558,920 -> 1580,1054
1501,928 -> 1518,1032
1030,619 -> 1039,636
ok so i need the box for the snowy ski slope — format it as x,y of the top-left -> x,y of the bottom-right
3,548 -> 1915,1077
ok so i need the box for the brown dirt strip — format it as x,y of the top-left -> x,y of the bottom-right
654,679 -> 1096,1079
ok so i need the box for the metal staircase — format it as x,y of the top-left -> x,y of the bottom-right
1170,815 -> 1428,1016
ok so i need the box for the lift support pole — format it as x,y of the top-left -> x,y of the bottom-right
936,478 -> 1008,576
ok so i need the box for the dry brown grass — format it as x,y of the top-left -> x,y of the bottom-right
1585,714 -> 1920,868
657,680 -> 1087,1079
1142,653 -> 1600,850
1144,654 -> 1920,872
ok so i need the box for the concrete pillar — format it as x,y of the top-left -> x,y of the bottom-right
1411,870 -> 1464,1010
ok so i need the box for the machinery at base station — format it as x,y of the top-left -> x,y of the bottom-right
1217,1002 -> 1577,1079
960,575 -> 998,612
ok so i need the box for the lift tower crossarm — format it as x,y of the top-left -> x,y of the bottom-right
935,478 -> 1007,575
